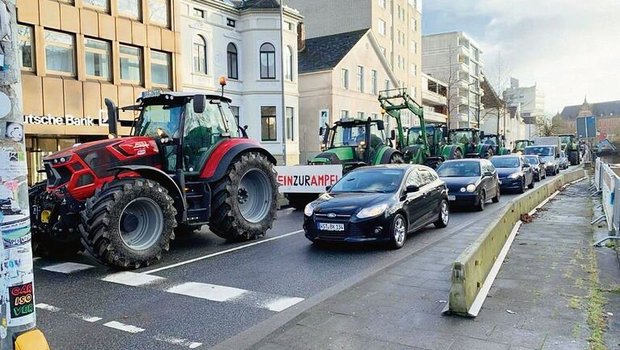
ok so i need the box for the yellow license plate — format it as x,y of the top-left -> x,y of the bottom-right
40,210 -> 51,223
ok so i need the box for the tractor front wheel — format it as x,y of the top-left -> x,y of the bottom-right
79,179 -> 177,269
209,152 -> 278,241
389,153 -> 404,164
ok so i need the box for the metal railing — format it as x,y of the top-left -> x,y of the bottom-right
592,158 -> 620,246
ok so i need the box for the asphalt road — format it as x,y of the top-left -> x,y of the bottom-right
32,170 -> 567,350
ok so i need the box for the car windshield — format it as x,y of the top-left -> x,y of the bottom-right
524,146 -> 553,156
436,161 -> 481,177
331,169 -> 404,193
491,157 -> 520,168
524,156 -> 539,164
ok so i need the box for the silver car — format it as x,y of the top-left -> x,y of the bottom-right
559,151 -> 569,170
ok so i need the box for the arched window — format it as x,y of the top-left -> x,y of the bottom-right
227,43 -> 238,79
193,35 -> 207,74
285,46 -> 293,81
259,42 -> 275,79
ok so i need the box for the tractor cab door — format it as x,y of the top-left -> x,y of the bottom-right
366,122 -> 386,163
182,103 -> 222,174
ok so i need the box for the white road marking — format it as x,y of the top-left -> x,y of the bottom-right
35,303 -> 61,312
102,271 -> 165,286
103,321 -> 145,334
262,297 -> 305,312
154,334 -> 203,348
167,282 -> 247,302
70,313 -> 102,323
41,262 -> 95,274
144,230 -> 303,274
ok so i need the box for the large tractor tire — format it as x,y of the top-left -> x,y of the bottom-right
29,181 -> 83,258
388,153 -> 404,164
79,179 -> 177,269
568,150 -> 579,165
209,152 -> 278,241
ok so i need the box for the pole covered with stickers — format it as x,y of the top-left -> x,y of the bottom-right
0,0 -> 48,348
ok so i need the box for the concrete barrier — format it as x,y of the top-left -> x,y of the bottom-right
446,168 -> 587,317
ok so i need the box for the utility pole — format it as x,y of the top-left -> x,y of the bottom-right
279,0 -> 287,165
0,1 -> 48,348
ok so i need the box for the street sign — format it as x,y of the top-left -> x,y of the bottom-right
576,115 -> 596,138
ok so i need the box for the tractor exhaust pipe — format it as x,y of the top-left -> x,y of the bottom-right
104,98 -> 119,138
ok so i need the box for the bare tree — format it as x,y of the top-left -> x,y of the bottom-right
442,44 -> 466,129
480,52 -> 512,133
537,117 -> 560,136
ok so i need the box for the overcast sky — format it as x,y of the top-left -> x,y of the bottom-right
422,0 -> 620,115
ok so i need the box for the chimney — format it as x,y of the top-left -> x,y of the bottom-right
297,22 -> 306,51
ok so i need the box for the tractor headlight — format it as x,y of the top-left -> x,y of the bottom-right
466,184 -> 476,192
508,172 -> 522,179
356,203 -> 388,219
304,203 -> 315,217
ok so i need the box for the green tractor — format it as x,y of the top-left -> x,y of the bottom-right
400,123 -> 465,167
481,133 -> 510,155
513,139 -> 534,153
447,128 -> 495,159
558,134 -> 580,165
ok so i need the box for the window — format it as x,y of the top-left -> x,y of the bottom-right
193,8 -> 205,18
371,70 -> 378,95
285,46 -> 293,81
85,38 -> 111,80
357,112 -> 365,120
151,50 -> 171,86
120,45 -> 142,84
227,43 -> 238,79
357,66 -> 364,92
193,35 -> 207,74
411,63 -> 417,76
83,0 -> 109,12
17,24 -> 34,71
412,18 -> 417,31
227,18 -> 236,27
261,106 -> 277,141
340,110 -> 350,119
286,107 -> 294,141
118,0 -> 140,19
285,21 -> 294,31
341,69 -> 349,89
148,0 -> 170,27
378,19 -> 386,36
411,40 -> 417,53
44,30 -> 75,75
259,43 -> 276,79
379,0 -> 386,8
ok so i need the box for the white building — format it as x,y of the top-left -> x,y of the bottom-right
422,32 -> 484,129
503,78 -> 545,139
179,0 -> 303,164
421,73 -> 448,125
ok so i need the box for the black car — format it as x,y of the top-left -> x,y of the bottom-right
491,155 -> 535,193
523,155 -> 546,182
303,165 -> 449,248
436,159 -> 500,211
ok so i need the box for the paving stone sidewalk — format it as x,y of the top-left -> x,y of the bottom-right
253,181 -> 613,350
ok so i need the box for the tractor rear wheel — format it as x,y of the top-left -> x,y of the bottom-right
209,152 -> 278,242
79,179 -> 177,269
389,153 -> 404,164
452,148 -> 463,159
29,181 -> 83,258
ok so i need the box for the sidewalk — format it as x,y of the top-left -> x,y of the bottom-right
253,180 -> 615,350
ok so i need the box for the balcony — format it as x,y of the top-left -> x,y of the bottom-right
422,89 -> 447,107
423,109 -> 448,123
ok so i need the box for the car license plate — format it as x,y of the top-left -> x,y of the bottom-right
318,222 -> 345,231
448,195 -> 456,201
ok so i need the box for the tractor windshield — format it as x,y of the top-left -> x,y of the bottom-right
481,135 -> 498,146
136,103 -> 184,138
407,126 -> 434,146
559,135 -> 572,144
449,130 -> 475,144
331,123 -> 385,148
515,140 -> 529,150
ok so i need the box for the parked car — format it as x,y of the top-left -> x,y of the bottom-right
523,155 -> 546,182
524,145 -> 560,176
559,151 -> 570,170
303,164 -> 449,249
436,159 -> 500,211
491,155 -> 535,193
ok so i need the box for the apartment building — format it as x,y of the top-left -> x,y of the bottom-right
421,72 -> 447,125
16,0 -> 181,184
422,31 -> 484,129
503,78 -> 545,138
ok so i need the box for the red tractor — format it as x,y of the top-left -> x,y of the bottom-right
29,91 -> 279,269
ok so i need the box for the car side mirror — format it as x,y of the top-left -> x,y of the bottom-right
390,129 -> 396,140
319,127 -> 324,136
193,94 -> 206,114
325,185 -> 332,191
405,185 -> 419,193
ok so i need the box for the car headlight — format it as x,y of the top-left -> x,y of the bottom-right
304,203 -> 315,217
460,187 -> 466,192
356,203 -> 388,219
466,184 -> 476,192
508,172 -> 522,179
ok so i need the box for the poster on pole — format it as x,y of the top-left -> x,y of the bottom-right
319,110 -> 329,141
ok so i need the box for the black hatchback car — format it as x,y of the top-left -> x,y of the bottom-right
491,155 -> 535,193
303,165 -> 449,249
523,155 -> 546,182
436,159 -> 500,211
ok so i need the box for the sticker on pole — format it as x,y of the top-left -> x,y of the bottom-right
9,282 -> 34,320
275,165 -> 342,194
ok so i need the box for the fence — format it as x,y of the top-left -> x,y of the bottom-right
593,158 -> 620,233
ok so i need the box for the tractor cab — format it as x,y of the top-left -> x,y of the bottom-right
558,134 -> 575,151
404,124 -> 446,164
481,133 -> 509,155
513,139 -> 534,153
447,128 -> 494,158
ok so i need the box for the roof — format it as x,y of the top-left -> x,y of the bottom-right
560,100 -> 620,120
298,29 -> 369,74
234,0 -> 280,9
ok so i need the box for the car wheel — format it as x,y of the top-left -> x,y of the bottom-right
492,186 -> 500,203
390,213 -> 407,249
518,179 -> 525,194
476,191 -> 485,211
528,177 -> 535,189
434,199 -> 449,228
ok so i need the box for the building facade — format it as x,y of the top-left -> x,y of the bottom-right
179,0 -> 303,164
422,31 -> 484,129
297,30 -> 399,163
16,0 -> 182,184
420,73 -> 447,125
503,78 -> 545,139
286,0 -> 422,104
